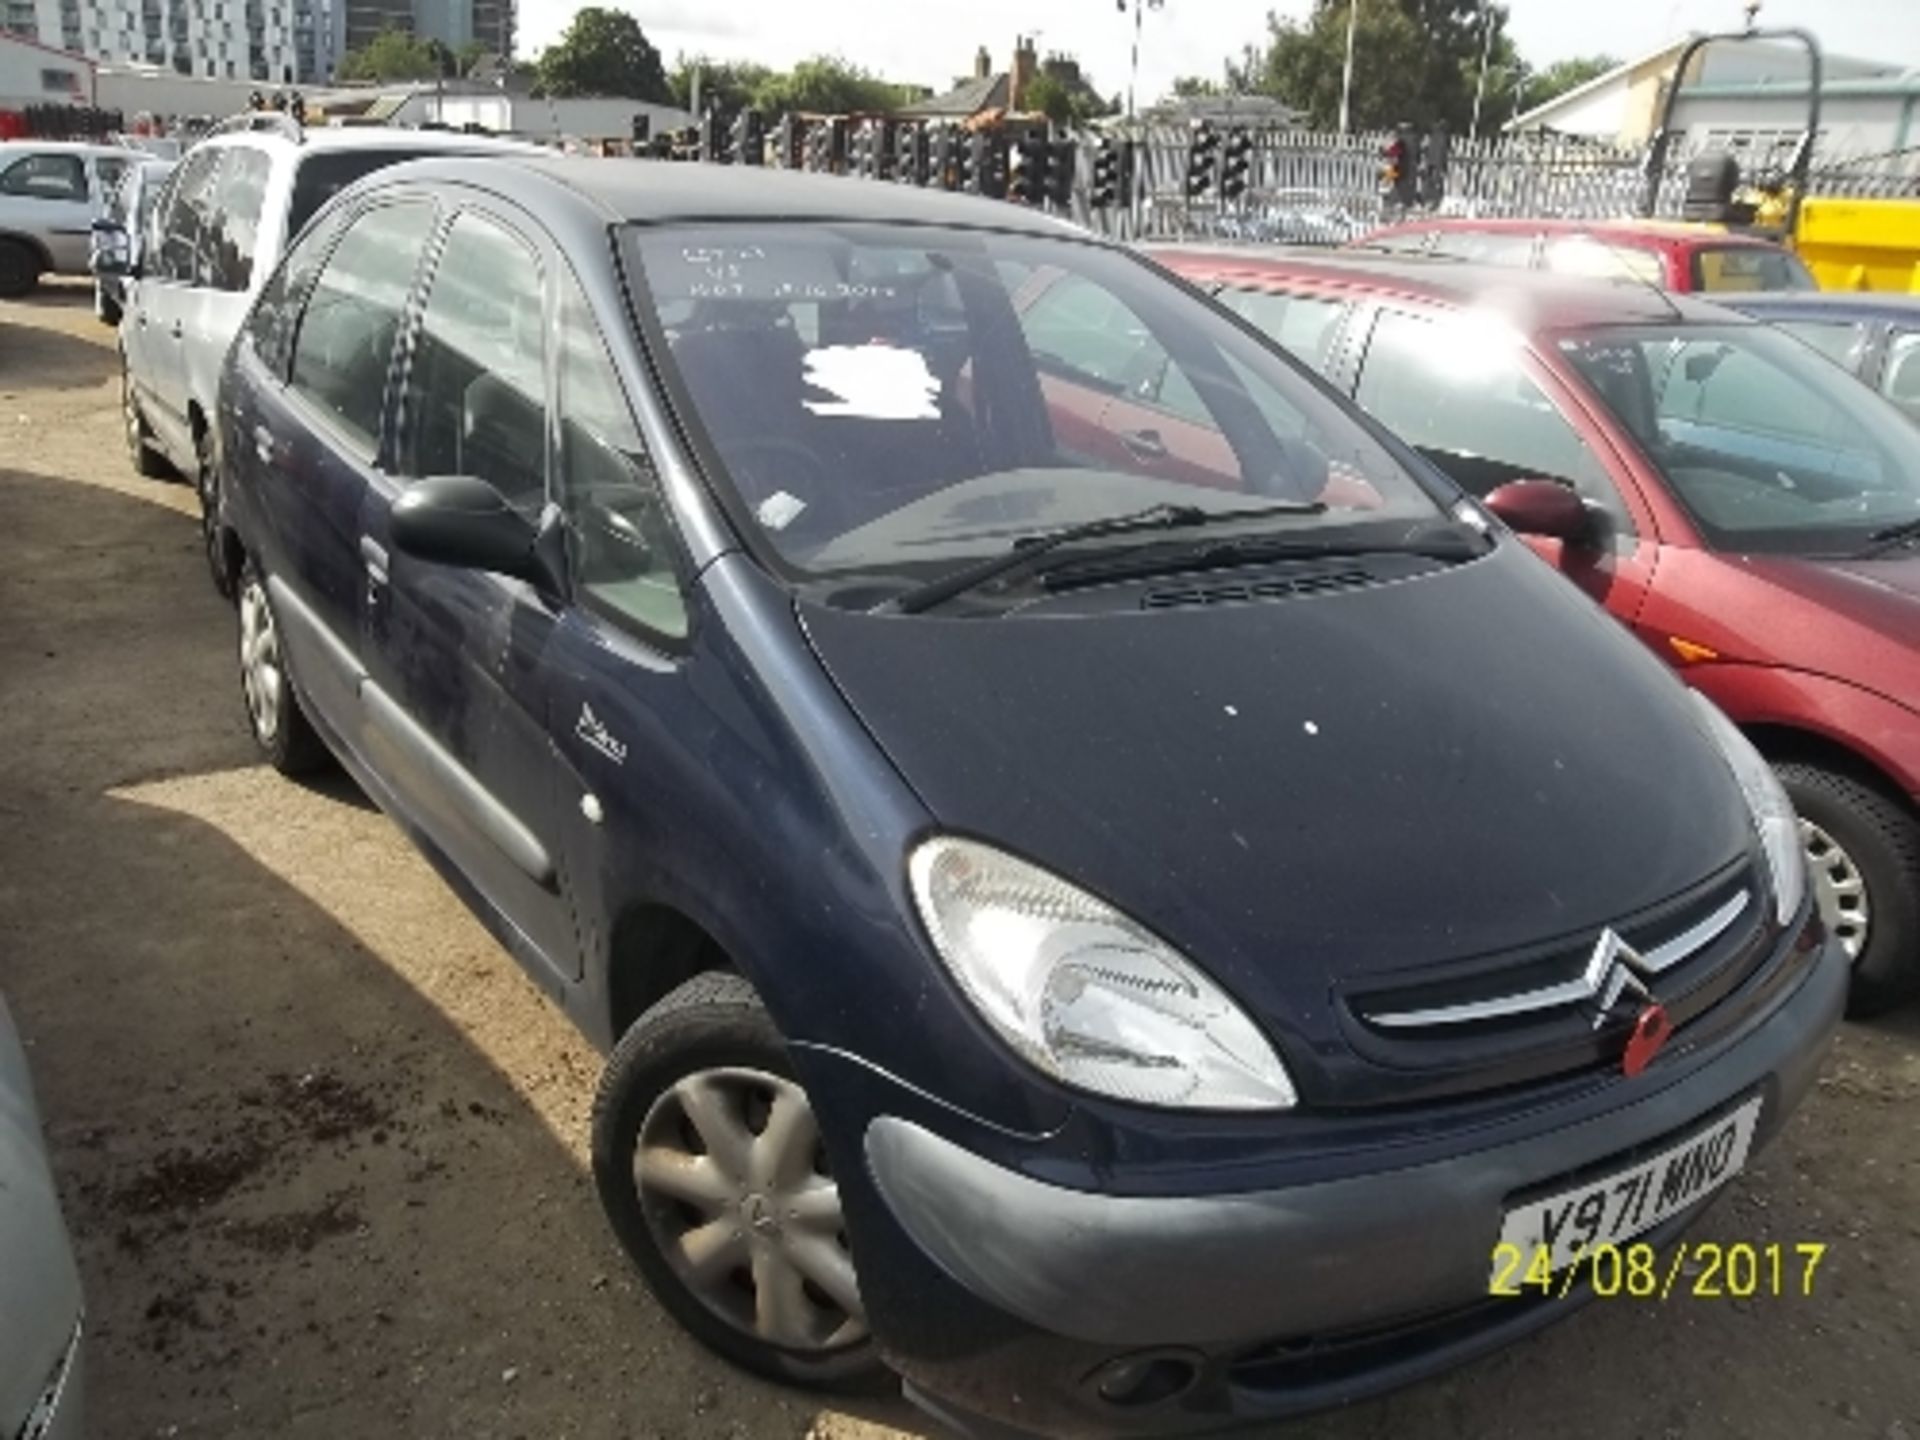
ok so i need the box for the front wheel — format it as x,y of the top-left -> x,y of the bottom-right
122,358 -> 169,479
591,972 -> 887,1392
0,239 -> 36,300
1777,762 -> 1920,1017
236,559 -> 329,777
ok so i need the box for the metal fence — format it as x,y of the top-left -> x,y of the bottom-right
1080,126 -> 1920,244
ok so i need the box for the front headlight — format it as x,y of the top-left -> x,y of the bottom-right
907,836 -> 1296,1110
1688,692 -> 1806,925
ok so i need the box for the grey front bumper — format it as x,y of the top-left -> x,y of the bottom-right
866,935 -> 1847,1351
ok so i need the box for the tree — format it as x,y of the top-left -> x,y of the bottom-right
337,28 -> 444,83
1171,75 -> 1224,98
749,56 -> 903,116
535,7 -> 672,102
1242,0 -> 1522,133
1517,54 -> 1618,115
670,55 -> 776,115
1024,66 -> 1113,127
456,40 -> 492,77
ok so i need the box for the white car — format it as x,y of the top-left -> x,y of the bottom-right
0,140 -> 138,297
106,114 -> 539,592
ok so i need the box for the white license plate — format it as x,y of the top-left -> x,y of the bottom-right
1494,1095 -> 1764,1275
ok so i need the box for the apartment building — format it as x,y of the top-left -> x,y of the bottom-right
1,0 -> 335,87
335,0 -> 513,66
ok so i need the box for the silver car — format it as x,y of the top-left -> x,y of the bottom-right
0,140 -> 136,297
0,995 -> 83,1440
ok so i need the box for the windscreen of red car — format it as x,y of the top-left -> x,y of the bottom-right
624,223 -> 1442,584
1560,324 -> 1920,554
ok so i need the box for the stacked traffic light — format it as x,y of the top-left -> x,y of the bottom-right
1007,130 -> 1047,205
698,110 -> 725,164
931,125 -> 957,190
1380,127 -> 1417,207
805,120 -> 832,173
731,109 -> 764,166
967,130 -> 1006,198
1187,121 -> 1220,202
1221,127 -> 1253,203
773,115 -> 802,169
1417,128 -> 1450,208
1045,137 -> 1076,209
1090,136 -> 1132,208
896,123 -> 928,185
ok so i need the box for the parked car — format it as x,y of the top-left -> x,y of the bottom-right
1155,245 -> 1920,1013
0,139 -> 137,298
1712,291 -> 1920,425
1354,216 -> 1817,294
89,155 -> 174,327
1,995 -> 84,1440
97,112 -> 537,594
218,156 -> 1844,1438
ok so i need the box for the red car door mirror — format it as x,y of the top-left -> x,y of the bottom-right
1483,479 -> 1592,543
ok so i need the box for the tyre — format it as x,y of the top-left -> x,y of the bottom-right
592,972 -> 887,1392
121,358 -> 169,479
196,425 -> 234,598
1777,761 -> 1920,1017
236,558 -> 330,777
0,238 -> 36,299
97,286 -> 122,327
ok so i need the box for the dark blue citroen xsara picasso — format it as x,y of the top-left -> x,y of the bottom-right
212,156 -> 1846,1437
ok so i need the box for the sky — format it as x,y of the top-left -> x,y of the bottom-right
514,0 -> 1920,106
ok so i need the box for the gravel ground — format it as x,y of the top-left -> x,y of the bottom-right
3,281 -> 1919,1440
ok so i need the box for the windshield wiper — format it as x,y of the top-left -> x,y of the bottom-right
1859,516 -> 1920,557
874,500 -> 1326,615
1036,524 -> 1485,591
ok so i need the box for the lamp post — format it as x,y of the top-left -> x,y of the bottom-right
1118,0 -> 1165,122
1338,0 -> 1358,135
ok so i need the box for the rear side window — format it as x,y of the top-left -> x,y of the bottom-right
402,212 -> 547,512
286,149 -> 465,241
1692,246 -> 1815,293
1355,308 -> 1633,536
0,152 -> 86,200
1882,330 -> 1920,422
1776,319 -> 1865,370
1218,288 -> 1346,375
288,201 -> 436,457
154,147 -> 222,284
202,146 -> 273,292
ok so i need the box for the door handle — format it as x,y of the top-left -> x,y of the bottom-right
169,320 -> 183,340
252,424 -> 274,464
1120,428 -> 1168,461
360,535 -> 389,586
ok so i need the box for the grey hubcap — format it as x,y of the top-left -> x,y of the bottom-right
636,1067 -> 866,1352
1802,818 -> 1870,961
238,580 -> 283,745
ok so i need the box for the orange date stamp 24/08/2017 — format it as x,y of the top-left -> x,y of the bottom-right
1489,1241 -> 1827,1301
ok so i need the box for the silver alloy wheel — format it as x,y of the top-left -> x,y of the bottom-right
635,1067 -> 866,1352
1802,817 -> 1871,961
238,579 -> 284,745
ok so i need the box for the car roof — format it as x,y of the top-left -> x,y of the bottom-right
0,139 -> 136,156
1367,215 -> 1784,250
1147,245 -> 1748,332
195,124 -> 541,160
368,152 -> 1086,236
1712,291 -> 1920,322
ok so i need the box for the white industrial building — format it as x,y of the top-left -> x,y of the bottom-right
1,0 -> 334,87
1507,35 -> 1920,157
0,27 -> 93,110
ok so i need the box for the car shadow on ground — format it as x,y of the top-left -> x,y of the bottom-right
2,442 -> 1917,1440
0,316 -> 119,393
0,463 -> 922,1440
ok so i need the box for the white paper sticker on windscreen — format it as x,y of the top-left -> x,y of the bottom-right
802,345 -> 941,420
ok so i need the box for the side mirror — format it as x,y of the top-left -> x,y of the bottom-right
391,476 -> 555,587
90,220 -> 132,277
1483,479 -> 1592,543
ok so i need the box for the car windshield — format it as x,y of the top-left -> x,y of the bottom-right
625,222 -> 1442,585
1559,323 -> 1920,554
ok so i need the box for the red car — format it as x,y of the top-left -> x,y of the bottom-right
1353,216 -> 1816,294
1153,246 -> 1920,1011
